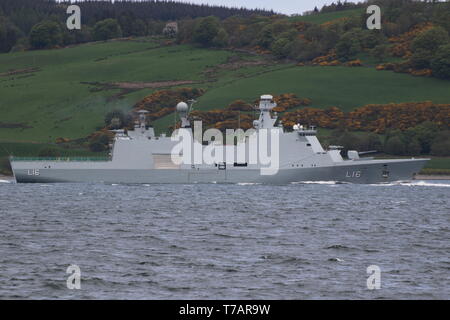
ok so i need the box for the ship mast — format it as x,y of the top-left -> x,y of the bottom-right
137,110 -> 149,134
253,95 -> 277,130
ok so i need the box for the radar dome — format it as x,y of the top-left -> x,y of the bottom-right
176,102 -> 189,113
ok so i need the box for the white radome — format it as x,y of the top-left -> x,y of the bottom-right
176,102 -> 189,112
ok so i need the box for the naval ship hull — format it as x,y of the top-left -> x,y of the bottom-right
11,158 -> 428,184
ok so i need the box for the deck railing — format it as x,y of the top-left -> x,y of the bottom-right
10,156 -> 111,162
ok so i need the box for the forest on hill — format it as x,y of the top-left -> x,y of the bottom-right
1,0 -> 450,80
0,0 -> 275,53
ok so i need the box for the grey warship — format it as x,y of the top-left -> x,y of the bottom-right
10,95 -> 428,184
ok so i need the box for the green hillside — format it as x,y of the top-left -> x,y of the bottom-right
1,36 -> 450,174
0,38 -> 235,142
193,66 -> 450,111
1,37 -> 450,144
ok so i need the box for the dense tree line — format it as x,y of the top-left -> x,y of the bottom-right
0,0 -> 274,52
329,123 -> 450,157
1,0 -> 449,81
68,0 -> 273,23
319,1 -> 366,13
173,0 -> 450,79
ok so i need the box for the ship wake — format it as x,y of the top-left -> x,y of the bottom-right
372,181 -> 450,187
291,181 -> 345,185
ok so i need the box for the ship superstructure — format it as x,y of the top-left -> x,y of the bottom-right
10,95 -> 428,184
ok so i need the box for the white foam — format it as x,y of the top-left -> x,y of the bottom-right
0,179 -> 11,183
400,181 -> 450,188
372,181 -> 450,187
237,182 -> 262,186
291,181 -> 339,185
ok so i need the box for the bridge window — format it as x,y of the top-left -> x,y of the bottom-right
233,163 -> 248,167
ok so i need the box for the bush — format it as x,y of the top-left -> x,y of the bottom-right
212,28 -> 229,47
192,16 -> 220,47
431,140 -> 450,156
29,21 -> 62,49
38,147 -> 62,157
337,132 -> 362,152
406,139 -> 422,155
410,48 -> 432,69
406,122 -> 440,154
0,156 -> 12,175
271,38 -> 292,58
88,131 -> 112,152
371,44 -> 390,62
89,142 -> 107,152
304,25 -> 339,50
432,7 -> 450,34
291,39 -> 324,61
359,133 -> 382,151
93,19 -> 122,41
411,26 -> 449,53
104,110 -> 131,129
431,44 -> 450,79
0,17 -> 22,53
227,100 -> 253,111
360,30 -> 386,49
256,25 -> 274,49
385,136 -> 406,155
336,31 -> 361,61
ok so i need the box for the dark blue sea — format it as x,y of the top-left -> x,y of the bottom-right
0,179 -> 449,299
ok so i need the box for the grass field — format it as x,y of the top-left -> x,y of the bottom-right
192,65 -> 450,112
0,38 -> 233,142
425,157 -> 450,170
2,38 -> 450,142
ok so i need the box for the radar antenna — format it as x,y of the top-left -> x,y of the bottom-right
177,99 -> 196,128
137,110 -> 149,134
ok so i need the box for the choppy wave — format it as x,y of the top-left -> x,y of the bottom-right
372,180 -> 450,187
403,181 -> 450,187
236,182 -> 262,186
1,182 -> 448,299
291,181 -> 340,185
